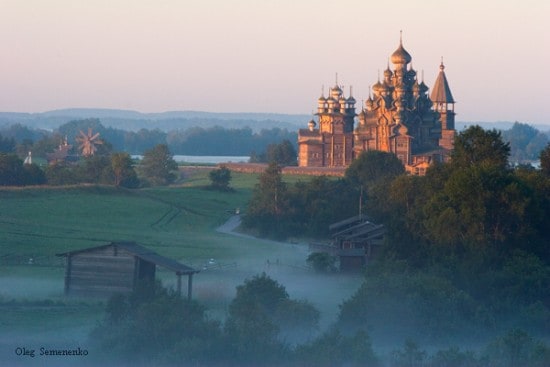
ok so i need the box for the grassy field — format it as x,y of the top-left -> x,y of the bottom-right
0,169 -> 362,364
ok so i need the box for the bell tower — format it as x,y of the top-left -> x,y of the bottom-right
431,59 -> 456,151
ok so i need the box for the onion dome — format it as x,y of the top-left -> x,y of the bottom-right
330,85 -> 343,99
384,67 -> 393,79
308,119 -> 316,129
347,95 -> 356,104
366,97 -> 374,111
391,36 -> 412,65
372,80 -> 384,93
318,95 -> 326,103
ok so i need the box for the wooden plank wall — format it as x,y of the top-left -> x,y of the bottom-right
67,246 -> 136,296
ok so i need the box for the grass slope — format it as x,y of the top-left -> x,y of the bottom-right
0,170 -> 362,363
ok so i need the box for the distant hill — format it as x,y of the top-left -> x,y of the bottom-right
460,121 -> 550,132
0,109 -> 310,132
1,108 -> 548,134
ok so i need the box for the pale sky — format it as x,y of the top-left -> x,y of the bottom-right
0,0 -> 548,124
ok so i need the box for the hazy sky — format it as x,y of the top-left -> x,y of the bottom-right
0,0 -> 548,124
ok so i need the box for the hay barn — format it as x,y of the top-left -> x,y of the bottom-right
57,241 -> 199,299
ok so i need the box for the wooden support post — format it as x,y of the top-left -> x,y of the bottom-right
64,255 -> 72,295
177,273 -> 182,297
187,274 -> 193,300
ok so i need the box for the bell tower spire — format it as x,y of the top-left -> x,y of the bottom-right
431,57 -> 456,150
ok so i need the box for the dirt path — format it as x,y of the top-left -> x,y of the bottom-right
216,215 -> 310,254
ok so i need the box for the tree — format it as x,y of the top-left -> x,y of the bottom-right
22,163 -> 46,185
140,144 -> 178,186
225,273 -> 319,363
391,339 -> 427,367
484,329 -> 550,367
540,143 -> 550,176
345,150 -> 405,189
266,139 -> 297,166
111,152 -> 139,188
91,281 -> 224,365
75,155 -> 113,184
502,122 -> 548,163
45,162 -> 78,186
307,252 -> 337,273
452,125 -> 510,169
295,328 -> 378,367
242,162 -> 290,238
208,165 -> 232,191
0,153 -> 26,185
345,150 -> 405,220
0,134 -> 16,153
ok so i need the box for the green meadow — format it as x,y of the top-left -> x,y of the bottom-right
0,169 -> 362,359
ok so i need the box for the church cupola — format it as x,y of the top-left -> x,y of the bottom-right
318,88 -> 327,113
391,32 -> 412,69
384,64 -> 393,83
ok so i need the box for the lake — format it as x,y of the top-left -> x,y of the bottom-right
132,155 -> 250,164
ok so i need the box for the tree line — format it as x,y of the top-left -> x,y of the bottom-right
0,144 -> 178,188
0,118 -> 297,157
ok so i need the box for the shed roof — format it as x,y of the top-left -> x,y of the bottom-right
57,241 -> 199,275
329,215 -> 364,232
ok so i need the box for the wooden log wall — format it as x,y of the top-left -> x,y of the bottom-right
66,247 -> 136,296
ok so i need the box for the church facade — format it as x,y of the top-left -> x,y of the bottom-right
298,37 -> 456,175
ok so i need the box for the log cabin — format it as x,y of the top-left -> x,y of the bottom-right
56,241 -> 199,299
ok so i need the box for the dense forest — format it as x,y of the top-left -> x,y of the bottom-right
238,126 -> 550,365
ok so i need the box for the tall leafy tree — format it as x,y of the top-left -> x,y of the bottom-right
452,125 -> 510,169
539,143 -> 550,176
243,162 -> 290,238
345,150 -> 405,189
111,152 -> 138,188
225,273 -> 319,363
140,144 -> 178,186
345,150 -> 405,221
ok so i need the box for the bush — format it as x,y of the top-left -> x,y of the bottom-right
90,282 -> 224,365
306,252 -> 337,273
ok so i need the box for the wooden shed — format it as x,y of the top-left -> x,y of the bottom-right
330,215 -> 385,272
56,241 -> 199,299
